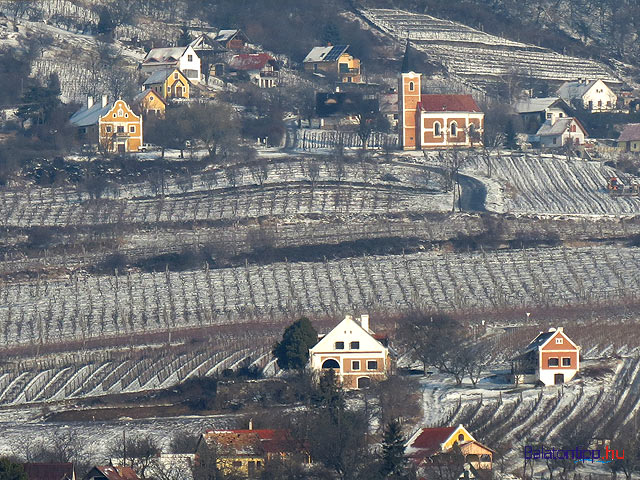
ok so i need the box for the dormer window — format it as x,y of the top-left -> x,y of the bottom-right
335,342 -> 345,350
350,341 -> 360,350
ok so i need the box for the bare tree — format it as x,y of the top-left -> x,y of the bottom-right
249,158 -> 269,187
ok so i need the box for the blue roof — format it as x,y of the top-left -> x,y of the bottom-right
143,68 -> 175,86
69,101 -> 114,127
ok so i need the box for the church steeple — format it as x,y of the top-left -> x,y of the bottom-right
401,40 -> 412,73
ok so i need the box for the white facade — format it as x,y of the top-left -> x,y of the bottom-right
558,79 -> 617,112
142,46 -> 202,84
309,314 -> 389,389
537,117 -> 586,148
178,46 -> 201,83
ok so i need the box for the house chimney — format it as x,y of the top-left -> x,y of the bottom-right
345,314 -> 353,321
548,327 -> 556,332
360,314 -> 369,331
102,95 -> 108,108
87,96 -> 94,109
556,327 -> 564,332
248,418 -> 253,430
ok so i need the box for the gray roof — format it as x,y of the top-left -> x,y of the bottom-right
618,123 -> 640,142
557,80 -> 600,101
215,29 -> 239,42
303,45 -> 350,63
143,68 -> 175,85
69,101 -> 114,127
523,331 -> 554,354
513,97 -> 567,114
536,117 -> 581,137
143,47 -> 188,64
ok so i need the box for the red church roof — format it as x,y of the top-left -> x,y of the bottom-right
419,94 -> 482,112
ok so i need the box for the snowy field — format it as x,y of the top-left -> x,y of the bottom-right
362,9 -> 620,89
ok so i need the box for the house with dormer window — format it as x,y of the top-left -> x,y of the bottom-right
141,46 -> 201,84
309,314 -> 390,389
512,327 -> 580,386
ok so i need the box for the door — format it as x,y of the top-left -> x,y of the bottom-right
357,377 -> 371,388
176,86 -> 183,97
117,143 -> 126,154
554,373 -> 564,385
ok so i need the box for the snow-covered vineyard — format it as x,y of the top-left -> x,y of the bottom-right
425,356 -> 640,455
0,340 -> 275,406
362,9 -> 620,89
1,245 -> 639,347
463,153 -> 640,215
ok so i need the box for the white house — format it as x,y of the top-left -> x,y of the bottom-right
558,79 -> 617,112
142,46 -> 201,84
512,327 -> 580,386
535,117 -> 587,148
309,314 -> 390,389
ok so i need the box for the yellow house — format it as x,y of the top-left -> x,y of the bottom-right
303,45 -> 362,83
132,88 -> 167,117
70,96 -> 142,153
98,99 -> 143,153
143,68 -> 191,100
405,424 -> 495,472
196,428 -> 306,479
618,123 -> 640,152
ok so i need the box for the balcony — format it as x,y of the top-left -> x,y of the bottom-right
339,67 -> 360,75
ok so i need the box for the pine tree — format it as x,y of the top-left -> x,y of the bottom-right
178,27 -> 192,46
272,317 -> 318,370
380,420 -> 408,478
0,458 -> 27,480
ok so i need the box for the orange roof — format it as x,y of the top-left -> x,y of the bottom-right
95,466 -> 140,480
203,429 -> 299,455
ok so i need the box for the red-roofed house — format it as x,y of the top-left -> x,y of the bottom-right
406,424 -> 494,474
228,53 -> 279,88
618,123 -> 640,152
23,463 -> 75,480
196,425 -> 308,478
399,44 -> 484,150
83,466 -> 140,480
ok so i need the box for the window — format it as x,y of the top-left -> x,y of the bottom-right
450,121 -> 457,136
570,125 -> 576,133
232,461 -> 242,467
548,358 -> 559,367
559,113 -> 564,117
556,338 -> 564,344
352,360 -> 360,370
117,126 -> 124,133
174,72 -> 179,79
125,113 -> 129,118
553,138 -> 557,145
187,55 -> 193,61
458,434 -> 465,441
106,125 -> 112,133
409,81 -> 414,91
113,113 -> 116,118
546,113 -> 552,119
434,122 -> 441,136
150,96 -> 154,101
562,357 -> 571,367
367,360 -> 378,370
130,125 -> 136,133
350,341 -> 360,349
335,341 -> 345,350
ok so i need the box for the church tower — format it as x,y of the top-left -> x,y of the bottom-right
398,42 -> 421,150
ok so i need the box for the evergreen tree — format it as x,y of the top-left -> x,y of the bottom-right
178,27 -> 192,46
96,6 -> 116,36
380,420 -> 408,478
504,118 -> 518,149
16,72 -> 61,128
0,458 -> 27,480
322,22 -> 341,46
272,317 -> 318,370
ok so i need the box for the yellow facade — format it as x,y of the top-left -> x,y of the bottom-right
137,90 -> 166,117
217,456 -> 265,478
304,52 -> 362,83
147,69 -> 190,100
442,426 -> 474,450
98,100 -> 143,153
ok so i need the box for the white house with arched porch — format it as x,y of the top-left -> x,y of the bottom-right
309,314 -> 390,389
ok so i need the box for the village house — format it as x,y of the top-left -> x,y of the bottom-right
309,314 -> 391,389
534,116 -> 587,148
399,44 -> 483,150
617,123 -> 640,152
512,327 -> 580,386
214,29 -> 250,51
83,466 -> 140,480
513,97 -> 572,133
228,53 -> 279,88
303,45 -> 362,83
405,424 -> 494,477
141,46 -> 201,84
132,88 -> 167,117
70,96 -> 143,154
143,68 -> 191,100
22,463 -> 75,480
196,424 -> 307,478
315,90 -> 379,129
558,79 -> 617,112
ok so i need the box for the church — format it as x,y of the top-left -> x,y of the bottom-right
398,45 -> 485,150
